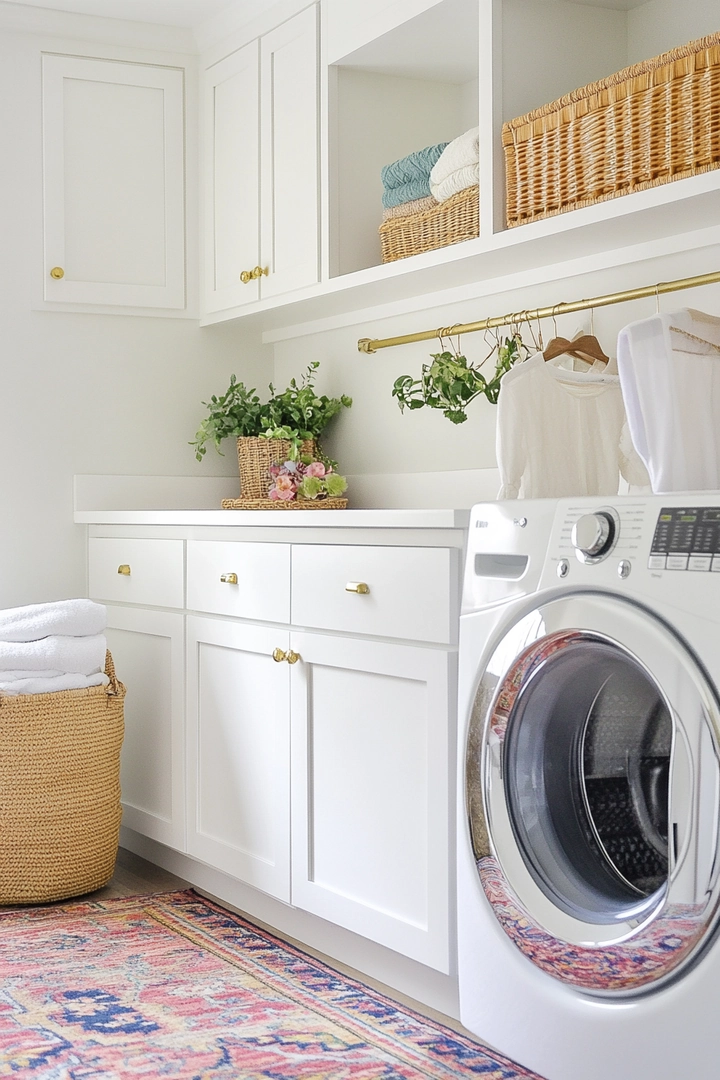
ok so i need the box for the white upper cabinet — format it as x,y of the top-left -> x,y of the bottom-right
42,54 -> 185,311
202,4 -> 320,315
202,41 -> 261,311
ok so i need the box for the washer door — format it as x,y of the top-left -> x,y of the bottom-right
468,592 -> 720,996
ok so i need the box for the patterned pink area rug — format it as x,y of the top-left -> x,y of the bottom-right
0,889 -> 545,1079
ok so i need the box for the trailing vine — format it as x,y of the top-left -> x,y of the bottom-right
392,334 -> 528,424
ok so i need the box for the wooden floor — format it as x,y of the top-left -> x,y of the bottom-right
86,846 -> 191,901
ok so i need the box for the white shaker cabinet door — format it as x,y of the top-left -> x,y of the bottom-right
260,4 -> 320,299
290,631 -> 453,973
105,606 -> 185,851
186,616 -> 291,902
202,41 -> 261,313
42,54 -> 185,310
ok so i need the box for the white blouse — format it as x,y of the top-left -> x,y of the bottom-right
617,308 -> 720,494
496,352 -> 649,500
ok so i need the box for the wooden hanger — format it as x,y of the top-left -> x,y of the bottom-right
543,332 -> 609,366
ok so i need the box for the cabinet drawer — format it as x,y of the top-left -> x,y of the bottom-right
187,541 -> 290,623
89,538 -> 184,608
291,545 -> 455,644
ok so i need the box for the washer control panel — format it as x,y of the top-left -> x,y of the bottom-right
649,506 -> 720,572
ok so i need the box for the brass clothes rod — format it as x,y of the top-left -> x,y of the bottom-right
356,269 -> 720,353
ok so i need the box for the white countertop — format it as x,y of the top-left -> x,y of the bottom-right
74,508 -> 471,529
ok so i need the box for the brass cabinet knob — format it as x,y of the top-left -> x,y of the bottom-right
272,648 -> 287,663
50,266 -> 65,279
220,573 -> 238,584
345,581 -> 370,594
286,650 -> 300,664
240,265 -> 269,284
117,564 -> 131,576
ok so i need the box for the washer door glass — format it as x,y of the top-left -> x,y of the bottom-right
505,634 -> 671,925
470,593 -> 720,995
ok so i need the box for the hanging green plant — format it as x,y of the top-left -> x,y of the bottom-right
392,334 -> 528,424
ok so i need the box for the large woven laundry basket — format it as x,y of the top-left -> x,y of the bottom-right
503,32 -> 720,227
0,651 -> 125,905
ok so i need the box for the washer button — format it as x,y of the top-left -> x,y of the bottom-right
688,555 -> 712,571
618,560 -> 632,580
648,555 -> 666,570
557,559 -> 570,579
667,555 -> 689,570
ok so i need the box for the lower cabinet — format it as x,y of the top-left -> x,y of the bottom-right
105,606 -> 185,850
186,616 -> 292,903
93,530 -> 460,975
290,632 -> 453,973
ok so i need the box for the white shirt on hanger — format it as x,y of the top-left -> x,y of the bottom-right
617,308 -> 720,494
496,351 -> 649,500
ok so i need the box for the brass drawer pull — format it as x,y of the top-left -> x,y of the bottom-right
345,581 -> 370,594
117,564 -> 131,576
240,265 -> 269,284
50,266 -> 65,279
220,573 -> 238,584
272,648 -> 300,664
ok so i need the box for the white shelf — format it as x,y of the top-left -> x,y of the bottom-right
200,168 -> 720,335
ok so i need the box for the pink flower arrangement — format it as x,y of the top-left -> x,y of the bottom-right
268,459 -> 347,502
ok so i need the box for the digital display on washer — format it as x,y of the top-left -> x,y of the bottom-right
649,507 -> 720,571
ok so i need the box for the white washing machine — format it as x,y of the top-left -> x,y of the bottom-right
458,495 -> 720,1080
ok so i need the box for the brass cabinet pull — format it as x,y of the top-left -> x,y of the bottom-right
117,564 -> 131,576
50,266 -> 65,279
220,573 -> 238,584
272,648 -> 300,664
240,265 -> 269,284
345,581 -> 370,594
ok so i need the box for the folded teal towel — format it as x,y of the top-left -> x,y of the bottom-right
382,143 -> 448,187
382,178 -> 437,208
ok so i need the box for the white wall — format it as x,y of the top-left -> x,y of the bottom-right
628,0 -> 719,63
0,25 -> 266,609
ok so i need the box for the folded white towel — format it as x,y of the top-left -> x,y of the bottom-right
0,669 -> 66,681
0,672 -> 110,696
0,634 -> 107,675
430,127 -> 479,186
430,167 -> 479,203
0,599 -> 107,643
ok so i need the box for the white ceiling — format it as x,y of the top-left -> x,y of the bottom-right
2,0 -> 241,28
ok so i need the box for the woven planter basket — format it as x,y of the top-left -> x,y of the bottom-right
503,32 -> 720,228
236,436 -> 316,500
378,185 -> 479,263
0,651 -> 125,905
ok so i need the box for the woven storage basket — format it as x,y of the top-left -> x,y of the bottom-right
378,185 -> 479,262
503,32 -> 720,228
0,651 -> 125,905
236,436 -> 316,500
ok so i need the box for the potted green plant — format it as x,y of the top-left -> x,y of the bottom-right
191,362 -> 352,503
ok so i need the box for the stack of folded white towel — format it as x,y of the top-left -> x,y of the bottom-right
429,126 -> 479,203
0,599 -> 108,696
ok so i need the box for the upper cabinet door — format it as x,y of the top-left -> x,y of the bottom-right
260,4 -> 320,299
42,55 -> 185,310
202,41 -> 261,313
